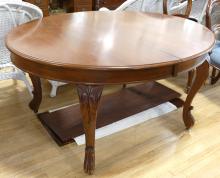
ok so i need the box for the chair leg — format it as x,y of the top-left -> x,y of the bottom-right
17,70 -> 33,96
50,84 -> 58,97
211,67 -> 217,84
22,75 -> 33,96
210,67 -> 220,85
48,80 -> 68,97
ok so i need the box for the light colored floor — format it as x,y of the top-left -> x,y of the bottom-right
0,72 -> 220,178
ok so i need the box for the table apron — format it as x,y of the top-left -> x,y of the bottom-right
11,53 -> 208,85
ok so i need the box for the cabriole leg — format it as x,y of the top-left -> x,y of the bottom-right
76,85 -> 103,175
183,60 -> 209,129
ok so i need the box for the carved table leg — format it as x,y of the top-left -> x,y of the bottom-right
29,74 -> 42,113
76,85 -> 103,175
183,60 -> 209,129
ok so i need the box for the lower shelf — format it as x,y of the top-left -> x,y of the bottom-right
38,82 -> 183,146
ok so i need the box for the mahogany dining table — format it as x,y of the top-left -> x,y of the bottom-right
6,11 -> 215,174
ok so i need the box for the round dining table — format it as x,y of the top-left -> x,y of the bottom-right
6,11 -> 215,174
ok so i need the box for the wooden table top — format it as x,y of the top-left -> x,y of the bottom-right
6,11 -> 215,69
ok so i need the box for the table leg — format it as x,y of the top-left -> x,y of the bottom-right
76,84 -> 103,175
183,60 -> 209,129
29,74 -> 42,113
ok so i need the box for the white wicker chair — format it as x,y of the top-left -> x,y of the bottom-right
99,0 -> 193,14
1,0 -> 22,3
191,0 -> 208,23
0,1 -> 43,95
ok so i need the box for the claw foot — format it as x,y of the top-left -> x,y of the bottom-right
183,106 -> 195,129
84,146 -> 95,175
